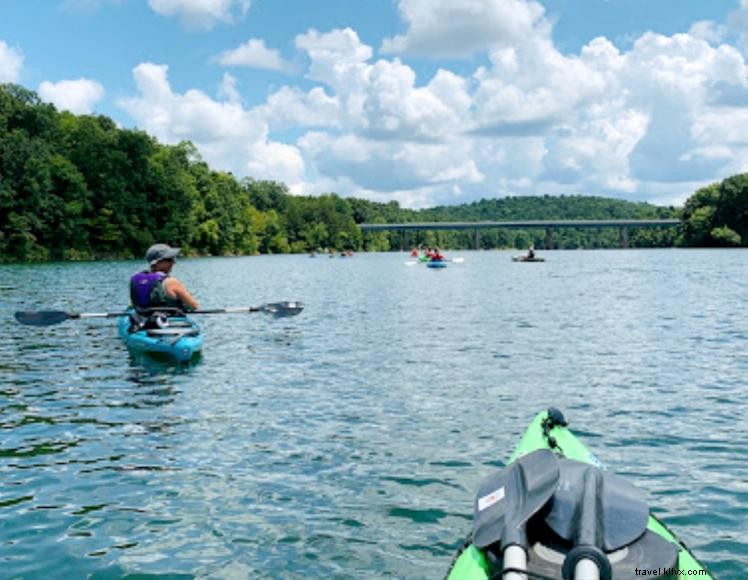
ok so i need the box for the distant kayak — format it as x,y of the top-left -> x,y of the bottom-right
512,256 -> 545,262
427,260 -> 448,268
117,308 -> 203,362
445,409 -> 712,579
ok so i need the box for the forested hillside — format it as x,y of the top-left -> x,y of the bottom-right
1,83 -> 745,262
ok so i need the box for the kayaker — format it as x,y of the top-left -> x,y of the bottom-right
130,243 -> 200,313
431,248 -> 445,261
527,244 -> 535,259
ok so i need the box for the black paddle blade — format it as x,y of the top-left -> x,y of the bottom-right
473,448 -> 560,549
545,458 -> 649,551
14,310 -> 73,326
261,301 -> 304,317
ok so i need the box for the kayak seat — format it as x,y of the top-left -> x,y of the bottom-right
478,457 -> 679,578
483,527 -> 679,578
127,308 -> 192,333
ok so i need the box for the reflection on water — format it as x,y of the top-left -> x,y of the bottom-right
0,250 -> 746,578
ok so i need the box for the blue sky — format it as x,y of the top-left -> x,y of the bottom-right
1,0 -> 747,208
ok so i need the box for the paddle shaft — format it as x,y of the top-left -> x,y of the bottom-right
193,307 -> 264,314
15,302 -> 302,326
503,545 -> 527,580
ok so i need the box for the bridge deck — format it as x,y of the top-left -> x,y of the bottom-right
360,219 -> 680,231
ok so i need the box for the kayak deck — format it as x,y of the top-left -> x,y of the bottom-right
512,256 -> 545,262
446,409 -> 712,579
117,309 -> 204,362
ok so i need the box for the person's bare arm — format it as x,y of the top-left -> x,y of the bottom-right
164,278 -> 200,311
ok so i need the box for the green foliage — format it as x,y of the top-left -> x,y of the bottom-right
681,176 -> 748,247
1,82 -> 746,262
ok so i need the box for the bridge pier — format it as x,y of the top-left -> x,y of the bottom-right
544,227 -> 553,250
619,227 -> 629,248
475,229 -> 480,250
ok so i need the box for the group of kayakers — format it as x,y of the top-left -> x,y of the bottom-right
410,246 -> 445,262
132,240 -> 536,315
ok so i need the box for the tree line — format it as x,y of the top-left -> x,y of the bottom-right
1,83 -> 745,262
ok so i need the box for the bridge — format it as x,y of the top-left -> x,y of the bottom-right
359,219 -> 681,249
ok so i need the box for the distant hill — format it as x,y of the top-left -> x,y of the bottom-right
351,194 -> 679,250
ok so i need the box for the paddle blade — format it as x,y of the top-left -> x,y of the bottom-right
473,449 -> 559,549
545,458 -> 649,551
14,310 -> 73,326
261,302 -> 304,317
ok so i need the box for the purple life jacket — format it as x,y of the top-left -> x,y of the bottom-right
130,271 -> 168,309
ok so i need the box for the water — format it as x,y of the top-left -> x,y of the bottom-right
1,249 -> 746,578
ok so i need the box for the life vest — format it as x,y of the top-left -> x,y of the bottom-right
130,271 -> 180,310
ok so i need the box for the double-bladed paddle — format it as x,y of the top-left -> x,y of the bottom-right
473,448 -> 560,579
14,301 -> 304,327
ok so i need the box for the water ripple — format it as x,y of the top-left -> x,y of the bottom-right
0,250 -> 746,577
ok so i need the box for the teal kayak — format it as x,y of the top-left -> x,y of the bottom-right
427,260 -> 448,268
446,409 -> 712,579
117,308 -> 204,362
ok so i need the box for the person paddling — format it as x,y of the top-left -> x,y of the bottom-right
431,248 -> 445,262
527,244 -> 536,259
130,244 -> 199,314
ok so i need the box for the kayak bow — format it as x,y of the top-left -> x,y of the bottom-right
446,409 -> 712,579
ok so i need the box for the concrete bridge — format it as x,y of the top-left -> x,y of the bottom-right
359,219 -> 681,249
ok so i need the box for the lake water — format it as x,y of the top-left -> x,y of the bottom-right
1,249 -> 746,578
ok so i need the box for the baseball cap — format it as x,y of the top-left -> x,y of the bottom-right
146,243 -> 181,265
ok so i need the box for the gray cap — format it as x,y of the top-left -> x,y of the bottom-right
146,243 -> 181,265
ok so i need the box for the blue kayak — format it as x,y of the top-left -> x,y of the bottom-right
117,308 -> 204,362
427,260 -> 448,268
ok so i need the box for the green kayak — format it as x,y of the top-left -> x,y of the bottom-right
446,409 -> 712,579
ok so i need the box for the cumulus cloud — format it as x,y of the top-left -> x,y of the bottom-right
218,71 -> 241,103
119,6 -> 748,208
118,62 -> 306,189
38,78 -> 104,114
218,38 -> 288,71
148,0 -> 250,30
0,40 -> 23,82
381,0 -> 548,57
728,0 -> 748,54
259,86 -> 340,131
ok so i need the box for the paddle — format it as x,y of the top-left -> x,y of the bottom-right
473,449 -> 560,579
14,301 -> 304,327
546,459 -> 650,580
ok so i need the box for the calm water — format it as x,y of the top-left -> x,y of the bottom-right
1,249 -> 746,578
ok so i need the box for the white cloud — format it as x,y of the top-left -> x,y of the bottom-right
118,62 -> 306,189
0,40 -> 23,83
148,0 -> 250,30
119,9 -> 748,209
38,78 -> 104,114
217,72 -> 240,103
381,0 -> 548,58
259,86 -> 340,131
728,0 -> 748,54
218,38 -> 288,71
688,20 -> 726,45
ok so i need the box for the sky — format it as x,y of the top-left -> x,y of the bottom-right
2,0 -> 748,209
